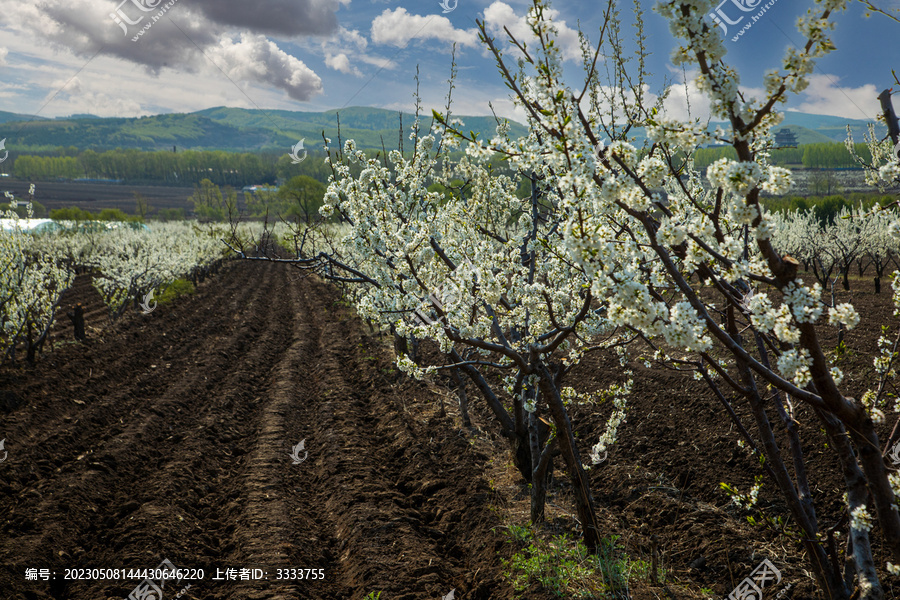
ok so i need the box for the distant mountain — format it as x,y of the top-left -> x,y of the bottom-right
0,110 -> 35,125
771,125 -> 835,145
0,106 -> 886,152
0,106 -> 528,153
777,111 -> 884,143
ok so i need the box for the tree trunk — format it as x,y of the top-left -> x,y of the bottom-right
451,368 -> 472,428
391,326 -> 407,358
874,277 -> 881,294
527,411 -> 546,523
816,408 -> 882,599
25,319 -> 36,365
537,363 -> 601,551
68,304 -> 86,341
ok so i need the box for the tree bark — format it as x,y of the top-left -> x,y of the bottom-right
451,368 -> 472,428
68,304 -> 86,341
537,362 -> 601,551
815,408 -> 882,600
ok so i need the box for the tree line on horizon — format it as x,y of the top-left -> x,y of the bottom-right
3,141 -> 879,187
7,148 -> 332,187
692,141 -> 873,169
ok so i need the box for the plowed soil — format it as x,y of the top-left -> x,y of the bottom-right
0,261 -> 509,600
2,262 -> 900,600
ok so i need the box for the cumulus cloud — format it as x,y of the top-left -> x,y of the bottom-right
482,2 -> 583,63
320,26 -> 396,77
0,48 -> 8,66
658,68 -> 765,123
792,74 -> 880,120
660,72 -> 714,122
660,71 -> 881,122
207,34 -> 323,102
42,75 -> 145,116
180,0 -> 343,36
0,0 -> 336,103
371,8 -> 479,48
325,52 -> 359,76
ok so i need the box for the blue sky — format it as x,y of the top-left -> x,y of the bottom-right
0,0 -> 896,126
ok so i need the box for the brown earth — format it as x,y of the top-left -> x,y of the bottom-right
0,181 -> 196,215
2,262 -> 900,600
0,261 -> 510,600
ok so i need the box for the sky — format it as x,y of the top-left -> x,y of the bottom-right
0,0 -> 897,127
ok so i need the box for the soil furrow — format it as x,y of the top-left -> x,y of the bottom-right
1,260 -> 511,600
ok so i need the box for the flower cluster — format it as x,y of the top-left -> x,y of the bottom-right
828,303 -> 860,329
760,166 -> 794,195
706,159 -> 764,196
589,375 -> 632,465
850,505 -> 874,533
777,348 -> 813,387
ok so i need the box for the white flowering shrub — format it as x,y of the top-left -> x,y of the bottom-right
307,118 -> 641,547
230,0 -> 900,593
846,121 -> 900,190
440,0 -> 896,596
89,222 -> 228,319
0,187 -> 75,364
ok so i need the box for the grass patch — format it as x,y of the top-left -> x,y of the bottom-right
501,526 -> 658,599
155,278 -> 195,306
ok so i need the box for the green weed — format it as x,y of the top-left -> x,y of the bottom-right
155,278 -> 194,305
502,528 -> 655,599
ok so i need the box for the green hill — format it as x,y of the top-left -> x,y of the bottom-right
771,125 -> 835,145
0,105 -> 885,153
779,110 -> 884,142
0,106 -> 528,153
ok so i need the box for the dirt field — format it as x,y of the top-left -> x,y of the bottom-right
0,262 -> 509,600
0,181 -> 196,214
1,261 -> 899,600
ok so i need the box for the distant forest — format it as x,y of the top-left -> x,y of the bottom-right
1,140 -> 877,189
692,142 -> 873,169
7,148 -> 329,187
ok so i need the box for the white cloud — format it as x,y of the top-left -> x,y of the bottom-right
658,70 -> 882,124
661,73 -> 714,122
791,74 -> 880,121
0,47 -> 8,66
207,34 -> 323,102
320,26 -> 396,77
0,32 -> 314,118
371,8 -> 479,48
0,0 -> 332,104
325,52 -> 361,76
482,1 -> 583,63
